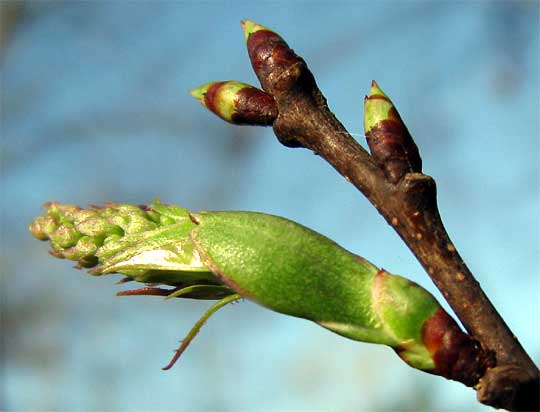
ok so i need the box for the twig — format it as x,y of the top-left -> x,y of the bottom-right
222,21 -> 539,411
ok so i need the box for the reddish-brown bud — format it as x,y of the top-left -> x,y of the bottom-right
241,20 -> 307,95
422,307 -> 495,386
364,81 -> 422,184
190,81 -> 277,126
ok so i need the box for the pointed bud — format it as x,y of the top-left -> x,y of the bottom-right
240,20 -> 273,41
364,81 -> 422,183
241,20 -> 305,95
190,81 -> 277,125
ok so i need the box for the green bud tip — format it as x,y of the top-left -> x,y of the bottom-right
369,80 -> 388,99
190,80 -> 269,124
364,80 -> 394,135
189,82 -> 213,104
240,19 -> 273,41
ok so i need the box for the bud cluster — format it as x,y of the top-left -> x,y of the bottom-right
29,201 -> 186,268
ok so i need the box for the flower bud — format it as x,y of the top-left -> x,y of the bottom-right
45,202 -> 80,218
30,201 -> 202,276
190,81 -> 277,125
29,215 -> 58,240
65,209 -> 99,224
75,217 -> 123,238
49,224 -> 82,249
124,214 -> 158,234
61,236 -> 100,261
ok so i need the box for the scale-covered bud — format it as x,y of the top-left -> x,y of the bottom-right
241,20 -> 306,95
364,80 -> 422,183
190,80 -> 277,125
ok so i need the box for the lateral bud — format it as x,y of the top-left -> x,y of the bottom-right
190,81 -> 277,125
364,81 -> 422,184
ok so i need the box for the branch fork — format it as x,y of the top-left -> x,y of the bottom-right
190,20 -> 539,411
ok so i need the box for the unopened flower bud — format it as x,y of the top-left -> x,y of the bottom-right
65,209 -> 99,224
76,217 -> 123,238
49,224 -> 82,249
29,215 -> 58,240
61,236 -> 100,261
123,214 -> 157,234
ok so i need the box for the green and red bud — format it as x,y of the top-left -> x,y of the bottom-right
240,20 -> 273,41
372,270 -> 493,383
371,269 -> 439,370
190,80 -> 277,125
364,81 -> 422,183
30,200 -> 493,384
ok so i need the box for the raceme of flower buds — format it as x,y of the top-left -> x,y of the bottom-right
30,200 -> 492,382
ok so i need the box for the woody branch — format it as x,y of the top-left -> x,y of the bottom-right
193,21 -> 539,411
